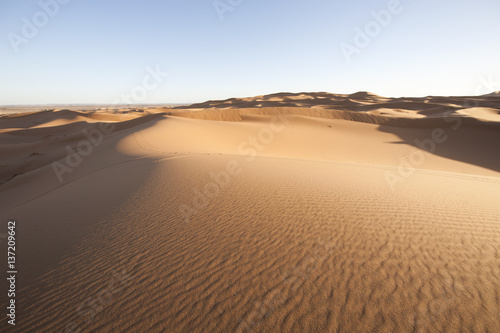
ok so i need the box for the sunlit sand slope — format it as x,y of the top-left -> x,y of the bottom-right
0,92 -> 499,332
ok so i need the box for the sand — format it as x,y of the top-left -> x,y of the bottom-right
0,92 -> 499,332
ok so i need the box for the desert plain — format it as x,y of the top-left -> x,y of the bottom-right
1,91 -> 500,332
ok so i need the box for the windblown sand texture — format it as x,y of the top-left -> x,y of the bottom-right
1,92 -> 500,332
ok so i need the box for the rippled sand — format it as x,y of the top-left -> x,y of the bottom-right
1,92 -> 499,332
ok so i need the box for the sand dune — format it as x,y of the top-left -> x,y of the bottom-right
1,92 -> 499,332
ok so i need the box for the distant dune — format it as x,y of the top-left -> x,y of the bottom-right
171,91 -> 500,126
1,92 -> 499,332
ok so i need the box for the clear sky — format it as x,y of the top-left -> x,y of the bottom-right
1,0 -> 499,105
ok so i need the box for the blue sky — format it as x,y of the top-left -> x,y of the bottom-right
1,0 -> 499,105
